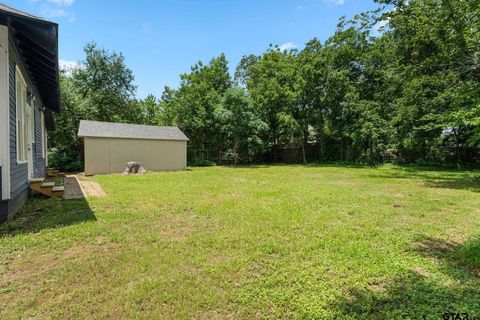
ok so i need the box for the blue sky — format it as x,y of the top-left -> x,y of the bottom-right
6,0 -> 381,98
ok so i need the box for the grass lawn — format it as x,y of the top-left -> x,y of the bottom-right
1,165 -> 480,319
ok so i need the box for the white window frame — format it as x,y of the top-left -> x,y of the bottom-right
15,66 -> 28,164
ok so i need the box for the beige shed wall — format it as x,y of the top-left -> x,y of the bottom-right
84,137 -> 187,175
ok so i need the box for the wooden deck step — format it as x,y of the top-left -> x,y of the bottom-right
30,178 -> 65,198
29,178 -> 45,184
52,186 -> 64,192
46,170 -> 65,178
41,182 -> 55,188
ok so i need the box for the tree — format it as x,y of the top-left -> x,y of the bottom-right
72,42 -> 137,123
135,94 -> 163,126
157,86 -> 178,126
49,42 -> 141,170
171,54 -> 232,158
246,47 -> 298,161
50,0 -> 480,168
378,0 -> 480,163
215,87 -> 268,163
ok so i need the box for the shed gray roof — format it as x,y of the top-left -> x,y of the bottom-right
78,120 -> 189,141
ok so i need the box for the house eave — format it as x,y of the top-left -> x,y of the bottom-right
0,4 -> 60,114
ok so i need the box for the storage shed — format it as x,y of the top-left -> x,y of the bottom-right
78,120 -> 189,175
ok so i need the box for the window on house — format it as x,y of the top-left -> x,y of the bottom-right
15,67 -> 28,163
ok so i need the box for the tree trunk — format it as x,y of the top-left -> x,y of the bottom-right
340,138 -> 344,162
273,139 -> 278,163
301,129 -> 308,164
452,128 -> 461,164
301,142 -> 306,165
234,137 -> 238,165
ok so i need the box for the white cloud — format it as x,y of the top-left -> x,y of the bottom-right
376,19 -> 389,29
47,0 -> 74,6
59,59 -> 79,74
323,0 -> 345,5
297,5 -> 304,11
373,17 -> 391,34
278,42 -> 297,51
39,0 -> 75,22
41,7 -> 68,18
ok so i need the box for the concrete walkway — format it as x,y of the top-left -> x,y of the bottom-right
63,175 -> 107,199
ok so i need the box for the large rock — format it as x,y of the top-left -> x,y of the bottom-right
123,162 -> 146,175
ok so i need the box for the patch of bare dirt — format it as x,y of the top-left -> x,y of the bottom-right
412,266 -> 433,278
157,214 -> 203,241
368,281 -> 389,294
80,180 -> 107,197
415,237 -> 459,256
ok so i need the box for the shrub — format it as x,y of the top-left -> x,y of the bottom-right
188,158 -> 216,167
48,147 -> 84,172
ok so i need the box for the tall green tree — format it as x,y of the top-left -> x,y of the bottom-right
246,47 -> 298,161
171,54 -> 232,158
215,87 -> 268,162
50,42 -> 141,170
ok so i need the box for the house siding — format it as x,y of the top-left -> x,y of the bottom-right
0,11 -> 57,223
8,55 -> 28,199
0,201 -> 7,224
0,166 -> 4,224
34,104 -> 45,178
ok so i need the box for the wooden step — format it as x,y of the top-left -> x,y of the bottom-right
30,180 -> 64,198
50,186 -> 64,198
47,171 -> 65,178
29,178 -> 45,185
41,182 -> 55,188
52,186 -> 64,192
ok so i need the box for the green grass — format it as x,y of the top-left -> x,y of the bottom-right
1,165 -> 480,319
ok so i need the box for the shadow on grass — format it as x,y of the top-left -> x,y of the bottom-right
366,166 -> 480,193
336,236 -> 480,318
0,197 -> 96,237
210,163 -> 373,170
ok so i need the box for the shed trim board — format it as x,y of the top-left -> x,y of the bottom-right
0,25 -> 10,200
83,136 -> 187,175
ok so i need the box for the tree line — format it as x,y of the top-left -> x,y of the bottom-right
50,0 -> 480,170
